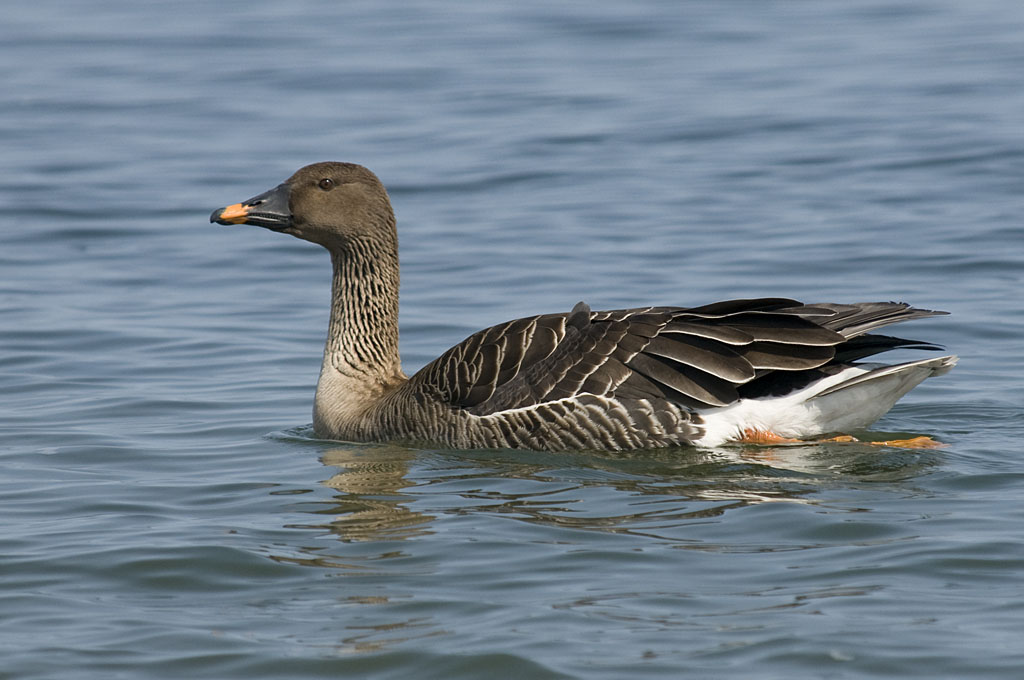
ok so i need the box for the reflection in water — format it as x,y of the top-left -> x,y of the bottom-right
333,616 -> 448,655
319,444 -> 434,542
305,435 -> 937,546
276,436 -> 940,656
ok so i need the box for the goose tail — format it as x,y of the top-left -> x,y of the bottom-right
695,355 -> 958,447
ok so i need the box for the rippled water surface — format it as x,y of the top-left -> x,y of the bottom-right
3,1 -> 1023,678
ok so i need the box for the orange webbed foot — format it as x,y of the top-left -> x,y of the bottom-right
814,434 -> 946,449
821,435 -> 859,443
864,435 -> 947,449
736,431 -> 946,449
739,428 -> 801,444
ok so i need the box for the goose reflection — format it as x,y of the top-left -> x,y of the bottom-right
318,444 -> 434,542
310,436 -> 935,545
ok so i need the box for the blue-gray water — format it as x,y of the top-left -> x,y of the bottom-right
2,1 -> 1023,678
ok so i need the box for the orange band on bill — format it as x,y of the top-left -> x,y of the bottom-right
217,203 -> 250,224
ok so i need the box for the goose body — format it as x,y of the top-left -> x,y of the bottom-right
211,162 -> 955,451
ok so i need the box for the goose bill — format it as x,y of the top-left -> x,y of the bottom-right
210,183 -> 292,231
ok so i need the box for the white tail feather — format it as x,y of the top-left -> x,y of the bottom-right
695,355 -> 958,447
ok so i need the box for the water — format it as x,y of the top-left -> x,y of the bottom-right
2,1 -> 1023,677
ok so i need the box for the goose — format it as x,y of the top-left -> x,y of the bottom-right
211,162 -> 956,451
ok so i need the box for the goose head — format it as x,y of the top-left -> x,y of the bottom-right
210,161 -> 396,251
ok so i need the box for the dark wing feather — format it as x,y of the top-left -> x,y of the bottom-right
795,301 -> 949,337
408,298 -> 947,415
831,334 -> 943,363
739,341 -> 837,370
644,335 -> 754,382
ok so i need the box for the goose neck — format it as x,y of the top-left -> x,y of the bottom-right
323,241 -> 402,383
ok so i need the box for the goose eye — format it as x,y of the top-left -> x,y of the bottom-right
318,178 -> 335,191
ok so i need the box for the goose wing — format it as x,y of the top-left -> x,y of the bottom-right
408,298 -> 944,415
